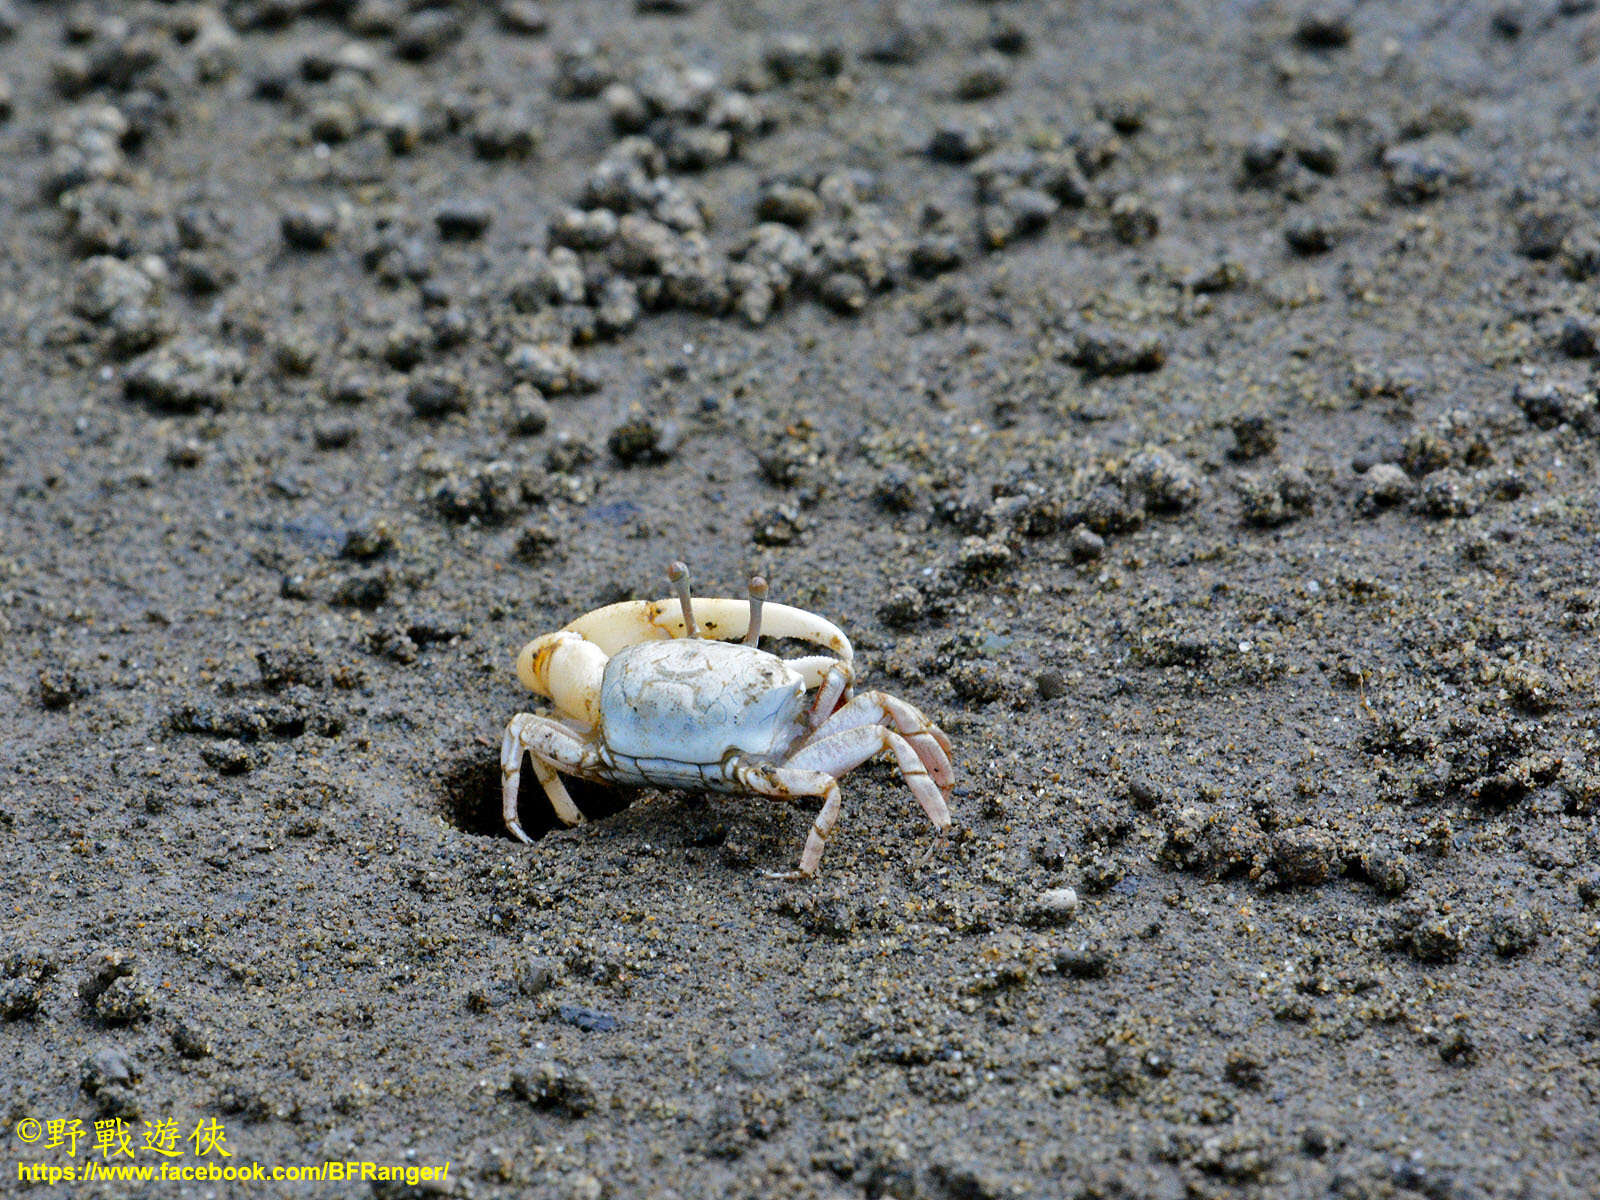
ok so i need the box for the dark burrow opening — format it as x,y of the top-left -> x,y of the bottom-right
439,750 -> 633,840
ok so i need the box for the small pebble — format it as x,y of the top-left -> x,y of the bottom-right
498,0 -> 549,34
507,383 -> 550,436
513,954 -> 558,995
1122,448 -> 1201,513
1578,872 -> 1600,907
751,504 -> 807,547
1355,463 -> 1415,514
549,207 -> 619,251
326,370 -> 376,407
1229,414 -> 1278,460
435,201 -> 493,241
1241,128 -> 1288,182
280,203 -> 340,251
472,108 -> 541,159
1023,887 -> 1079,927
71,255 -> 154,321
553,40 -> 613,100
928,120 -> 995,164
124,339 -> 244,413
607,415 -> 677,464
1238,465 -> 1315,527
762,34 -> 843,83
406,368 -> 470,418
1295,7 -> 1354,49
955,52 -> 1010,101
756,183 -> 822,227
1109,193 -> 1159,245
1055,940 -> 1113,979
1266,826 -> 1339,886
877,585 -> 925,627
1035,669 -> 1070,700
432,462 -> 523,526
506,342 -> 596,394
81,1045 -> 140,1098
1513,203 -> 1573,260
256,646 -> 327,689
1409,914 -> 1467,963
1558,227 -> 1600,280
312,420 -> 357,450
989,16 -> 1031,56
1415,468 -> 1477,519
1439,1025 -> 1477,1066
1486,910 -> 1540,958
979,188 -> 1057,249
556,1003 -> 619,1033
1284,212 -> 1340,255
171,1020 -> 213,1059
38,668 -> 88,710
1068,527 -> 1105,562
91,975 -> 153,1026
1556,316 -> 1599,360
395,7 -> 464,61
1064,326 -> 1166,377
511,1058 -> 596,1115
200,739 -> 257,775
514,524 -> 559,562
307,99 -> 359,144
817,271 -> 868,315
1382,139 -> 1462,205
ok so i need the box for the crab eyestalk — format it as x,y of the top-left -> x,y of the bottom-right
666,560 -> 697,639
744,576 -> 768,646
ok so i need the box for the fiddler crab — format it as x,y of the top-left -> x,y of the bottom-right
501,562 -> 955,877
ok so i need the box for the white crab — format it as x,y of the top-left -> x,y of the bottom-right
501,562 -> 955,877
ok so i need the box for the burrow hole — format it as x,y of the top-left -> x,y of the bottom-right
439,750 -> 632,840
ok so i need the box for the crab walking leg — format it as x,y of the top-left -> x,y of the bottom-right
501,713 -> 597,841
786,725 -> 952,835
804,692 -> 955,792
722,758 -> 841,877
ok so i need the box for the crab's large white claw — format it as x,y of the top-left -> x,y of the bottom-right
516,631 -> 606,725
563,598 -> 853,667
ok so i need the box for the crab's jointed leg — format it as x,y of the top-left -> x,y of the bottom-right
788,724 -> 952,837
501,712 -> 601,841
806,691 -> 955,793
721,757 -> 842,878
725,717 -> 952,876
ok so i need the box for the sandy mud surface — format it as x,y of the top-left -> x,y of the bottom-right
2,1 -> 1599,1197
